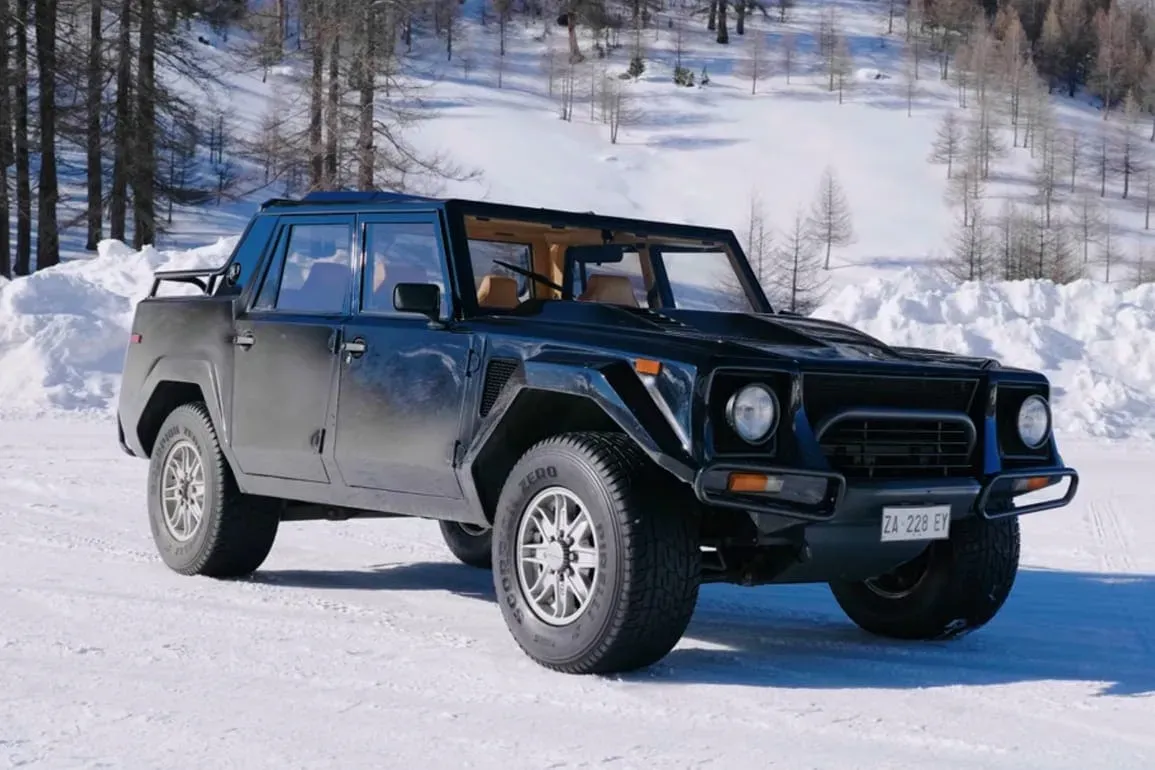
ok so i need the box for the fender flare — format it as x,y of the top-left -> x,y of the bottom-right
457,352 -> 697,520
126,357 -> 234,464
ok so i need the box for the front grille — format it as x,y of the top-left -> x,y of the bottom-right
818,417 -> 976,479
802,372 -> 980,425
480,358 -> 518,417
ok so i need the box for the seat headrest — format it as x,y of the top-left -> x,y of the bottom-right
477,274 -> 520,309
579,274 -> 639,307
287,261 -> 350,311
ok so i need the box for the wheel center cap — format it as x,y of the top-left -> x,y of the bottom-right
544,540 -> 568,572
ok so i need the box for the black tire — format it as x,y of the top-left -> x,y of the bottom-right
147,402 -> 280,578
828,515 -> 1021,640
439,520 -> 493,569
492,431 -> 700,675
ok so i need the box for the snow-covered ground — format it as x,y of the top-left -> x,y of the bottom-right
1,421 -> 1153,769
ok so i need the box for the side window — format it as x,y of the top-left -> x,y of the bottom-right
468,239 -> 531,309
361,221 -> 447,315
254,222 -> 353,313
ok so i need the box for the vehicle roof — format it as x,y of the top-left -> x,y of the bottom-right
257,190 -> 739,243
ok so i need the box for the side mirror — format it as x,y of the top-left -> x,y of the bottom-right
393,282 -> 442,325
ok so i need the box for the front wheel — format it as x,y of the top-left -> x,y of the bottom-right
492,432 -> 700,675
829,515 -> 1021,640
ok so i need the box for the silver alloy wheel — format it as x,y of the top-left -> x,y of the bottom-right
515,486 -> 600,626
160,438 -> 207,543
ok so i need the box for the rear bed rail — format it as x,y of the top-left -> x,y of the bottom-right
149,265 -> 233,298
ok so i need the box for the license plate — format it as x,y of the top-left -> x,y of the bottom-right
880,505 -> 952,542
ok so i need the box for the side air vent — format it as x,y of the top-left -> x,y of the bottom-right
480,358 -> 519,417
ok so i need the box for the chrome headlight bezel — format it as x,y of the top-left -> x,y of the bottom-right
724,383 -> 779,444
1016,394 -> 1051,449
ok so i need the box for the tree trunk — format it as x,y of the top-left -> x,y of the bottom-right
716,0 -> 729,44
110,0 -> 133,242
0,0 -> 10,278
34,0 -> 59,270
324,10 -> 340,188
13,0 -> 30,275
356,3 -> 375,190
86,0 -> 103,250
308,0 -> 324,189
132,0 -> 156,248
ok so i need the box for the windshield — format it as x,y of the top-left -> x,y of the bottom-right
657,249 -> 755,312
459,210 -> 768,314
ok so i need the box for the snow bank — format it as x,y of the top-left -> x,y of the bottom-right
0,238 -> 236,417
1,247 -> 1151,440
813,268 -> 1155,441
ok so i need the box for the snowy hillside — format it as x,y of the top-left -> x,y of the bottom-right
12,0 -> 1155,295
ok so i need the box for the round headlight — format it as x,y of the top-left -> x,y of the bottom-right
725,384 -> 778,444
1017,395 -> 1051,449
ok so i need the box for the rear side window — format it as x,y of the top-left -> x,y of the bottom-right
255,221 -> 353,314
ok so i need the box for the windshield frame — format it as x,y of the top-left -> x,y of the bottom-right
447,201 -> 774,317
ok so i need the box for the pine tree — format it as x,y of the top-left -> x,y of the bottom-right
806,167 -> 855,269
770,209 -> 829,314
943,200 -> 988,281
929,109 -> 964,177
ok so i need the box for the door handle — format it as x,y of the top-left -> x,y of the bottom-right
233,330 -> 255,348
340,337 -> 367,360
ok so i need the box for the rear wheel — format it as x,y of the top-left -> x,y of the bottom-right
492,432 -> 700,674
438,520 -> 492,569
147,402 -> 280,578
829,515 -> 1021,640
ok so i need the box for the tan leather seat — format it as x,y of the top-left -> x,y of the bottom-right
477,274 -> 520,309
579,274 -> 639,307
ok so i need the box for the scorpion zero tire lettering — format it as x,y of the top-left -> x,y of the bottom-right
147,402 -> 280,578
491,431 -> 701,674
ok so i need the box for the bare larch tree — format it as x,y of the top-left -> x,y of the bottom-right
806,167 -> 854,269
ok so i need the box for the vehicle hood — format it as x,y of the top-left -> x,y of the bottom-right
498,302 -> 1000,372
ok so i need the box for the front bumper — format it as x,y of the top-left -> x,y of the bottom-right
692,462 -> 1079,523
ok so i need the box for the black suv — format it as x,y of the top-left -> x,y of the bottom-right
117,191 -> 1079,674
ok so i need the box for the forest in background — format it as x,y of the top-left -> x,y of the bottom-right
2,0 -> 1155,296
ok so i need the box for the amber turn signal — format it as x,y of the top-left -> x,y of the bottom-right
727,473 -> 785,493
634,358 -> 662,376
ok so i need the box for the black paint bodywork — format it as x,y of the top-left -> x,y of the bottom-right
116,192 -> 1079,585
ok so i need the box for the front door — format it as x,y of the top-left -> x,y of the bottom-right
332,214 -> 473,500
229,214 -> 355,484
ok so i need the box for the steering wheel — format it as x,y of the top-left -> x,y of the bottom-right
493,259 -> 566,295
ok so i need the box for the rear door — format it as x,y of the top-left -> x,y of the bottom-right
229,214 -> 354,484
331,212 -> 474,500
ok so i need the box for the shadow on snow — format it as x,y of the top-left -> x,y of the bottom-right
252,561 -> 1155,697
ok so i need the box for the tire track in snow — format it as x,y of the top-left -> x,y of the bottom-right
1085,498 -> 1153,658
